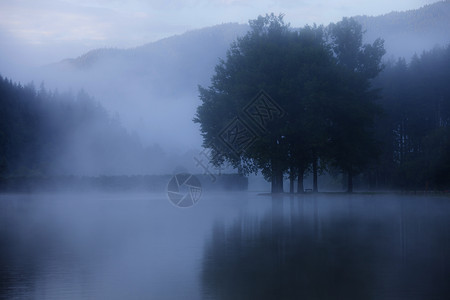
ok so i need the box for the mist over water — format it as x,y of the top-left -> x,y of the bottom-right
1,1 -> 450,299
1,193 -> 449,299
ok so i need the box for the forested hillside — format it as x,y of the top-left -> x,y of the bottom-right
0,76 -> 172,176
371,44 -> 450,190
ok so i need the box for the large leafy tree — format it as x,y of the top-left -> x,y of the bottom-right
195,15 -> 386,194
195,14 -> 333,193
326,18 -> 386,192
195,14 -> 292,193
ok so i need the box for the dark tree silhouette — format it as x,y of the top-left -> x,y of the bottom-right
195,15 -> 385,193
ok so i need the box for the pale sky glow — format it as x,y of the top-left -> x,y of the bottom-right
0,0 -> 440,66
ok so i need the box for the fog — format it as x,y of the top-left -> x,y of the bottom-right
1,2 -> 448,176
1,193 -> 449,298
0,23 -> 251,176
0,1 -> 447,178
1,1 -> 450,299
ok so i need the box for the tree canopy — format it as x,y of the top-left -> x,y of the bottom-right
372,44 -> 450,190
195,14 -> 385,193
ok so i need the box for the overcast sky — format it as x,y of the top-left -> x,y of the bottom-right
0,0 -> 440,67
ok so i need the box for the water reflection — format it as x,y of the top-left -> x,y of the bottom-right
202,195 -> 450,299
0,193 -> 449,299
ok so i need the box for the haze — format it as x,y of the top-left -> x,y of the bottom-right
1,1 -> 450,299
0,0 -> 439,67
1,1 -> 447,177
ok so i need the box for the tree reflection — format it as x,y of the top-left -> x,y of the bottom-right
201,196 -> 450,299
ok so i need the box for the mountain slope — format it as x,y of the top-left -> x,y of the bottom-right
354,0 -> 450,59
42,23 -> 250,151
48,1 -> 450,99
39,2 -> 450,151
51,23 -> 250,98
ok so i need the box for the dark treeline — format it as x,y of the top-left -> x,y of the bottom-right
195,14 -> 450,193
0,76 -> 163,177
370,46 -> 450,190
0,77 -> 248,191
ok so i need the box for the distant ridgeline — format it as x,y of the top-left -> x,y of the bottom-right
354,0 -> 450,59
47,1 -> 450,97
0,174 -> 248,193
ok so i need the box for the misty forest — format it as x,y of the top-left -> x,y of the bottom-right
0,1 -> 449,299
2,16 -> 450,193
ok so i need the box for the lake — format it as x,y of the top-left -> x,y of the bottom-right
1,192 -> 449,299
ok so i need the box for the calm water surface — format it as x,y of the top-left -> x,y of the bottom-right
0,192 -> 449,299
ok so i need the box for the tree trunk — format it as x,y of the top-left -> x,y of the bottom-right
297,167 -> 304,193
297,163 -> 305,193
271,159 -> 284,193
271,171 -> 281,193
271,158 -> 277,193
312,154 -> 318,193
289,166 -> 295,194
271,176 -> 277,194
276,168 -> 284,193
347,168 -> 353,193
